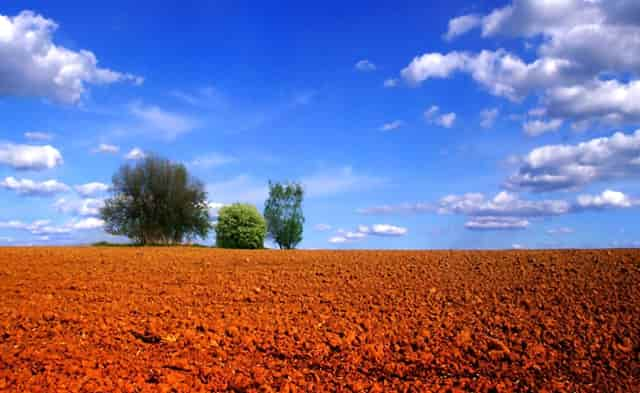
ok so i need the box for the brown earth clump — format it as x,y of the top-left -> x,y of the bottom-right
0,248 -> 638,392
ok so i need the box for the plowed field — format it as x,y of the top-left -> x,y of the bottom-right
0,248 -> 638,392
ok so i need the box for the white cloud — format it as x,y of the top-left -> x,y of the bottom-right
576,189 -> 636,209
189,153 -> 235,168
69,217 -> 104,230
465,216 -> 529,230
0,144 -> 63,170
129,102 -> 198,140
0,11 -> 141,104
424,105 -> 456,128
329,223 -> 408,243
93,144 -> 119,154
522,118 -> 563,136
314,224 -> 332,232
383,78 -> 399,88
24,132 -> 53,141
0,176 -> 69,196
125,148 -> 145,160
355,59 -> 376,72
0,219 -> 71,235
380,120 -> 404,131
506,130 -> 640,191
302,167 -> 386,198
438,191 -> 570,217
402,49 -> 578,102
401,52 -> 468,86
54,197 -> 104,217
444,14 -> 482,41
75,182 -> 109,197
369,224 -> 408,236
433,1 -> 640,125
480,108 -> 499,129
544,80 -> 640,126
436,112 -> 456,128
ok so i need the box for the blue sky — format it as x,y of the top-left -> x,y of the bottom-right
1,0 -> 640,249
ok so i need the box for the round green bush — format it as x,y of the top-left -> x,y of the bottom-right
215,203 -> 266,249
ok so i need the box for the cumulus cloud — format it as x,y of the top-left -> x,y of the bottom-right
430,1 -> 640,126
24,132 -> 53,141
0,217 -> 104,235
444,14 -> 482,41
544,80 -> 640,126
424,105 -> 456,128
0,144 -> 62,170
576,189 -> 637,209
355,59 -> 376,72
506,130 -> 640,192
480,108 -> 499,129
0,219 -> 71,235
380,120 -> 404,131
0,11 -> 141,104
437,191 -> 570,217
522,118 -> 563,136
0,176 -> 69,196
69,217 -> 104,230
54,197 -> 104,217
402,49 -> 578,102
401,52 -> 468,86
125,148 -> 145,160
329,223 -> 408,243
74,182 -> 109,197
93,144 -> 119,154
357,188 -> 639,231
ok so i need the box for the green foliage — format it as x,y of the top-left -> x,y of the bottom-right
100,155 -> 211,245
263,181 -> 304,249
215,203 -> 266,249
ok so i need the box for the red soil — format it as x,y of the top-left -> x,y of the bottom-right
0,248 -> 638,392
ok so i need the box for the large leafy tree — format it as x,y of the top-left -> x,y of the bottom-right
100,155 -> 211,245
215,203 -> 266,249
263,181 -> 304,249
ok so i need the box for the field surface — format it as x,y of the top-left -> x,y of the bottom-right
0,248 -> 638,392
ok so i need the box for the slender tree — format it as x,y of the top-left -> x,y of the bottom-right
263,181 -> 304,249
100,155 -> 211,245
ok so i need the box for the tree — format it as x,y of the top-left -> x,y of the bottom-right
215,203 -> 266,249
100,155 -> 211,245
263,181 -> 304,249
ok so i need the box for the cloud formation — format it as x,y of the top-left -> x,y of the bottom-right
506,130 -> 640,192
0,144 -> 63,170
0,176 -> 69,196
355,59 -> 376,72
415,0 -> 640,128
380,120 -> 404,131
75,182 -> 109,197
0,11 -> 141,104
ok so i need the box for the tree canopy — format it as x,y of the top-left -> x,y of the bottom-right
263,181 -> 304,249
100,155 -> 211,245
215,203 -> 266,249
